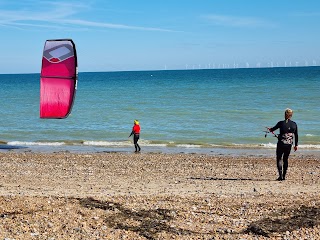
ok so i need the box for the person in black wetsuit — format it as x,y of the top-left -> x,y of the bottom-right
268,108 -> 298,181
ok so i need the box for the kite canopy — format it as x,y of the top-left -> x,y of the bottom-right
40,39 -> 78,119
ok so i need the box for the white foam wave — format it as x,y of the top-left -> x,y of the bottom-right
259,143 -> 320,149
138,140 -> 167,147
82,140 -> 168,147
209,144 -> 223,147
259,143 -> 277,148
6,140 -> 320,150
145,143 -> 167,147
8,141 -> 65,146
176,144 -> 202,148
298,144 -> 320,149
83,141 -> 132,147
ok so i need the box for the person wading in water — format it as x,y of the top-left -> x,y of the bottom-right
129,120 -> 141,152
268,108 -> 298,181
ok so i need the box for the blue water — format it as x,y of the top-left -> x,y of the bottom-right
0,67 -> 319,153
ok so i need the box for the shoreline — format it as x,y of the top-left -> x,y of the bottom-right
2,143 -> 320,157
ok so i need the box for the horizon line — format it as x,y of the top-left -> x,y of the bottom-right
1,65 -> 320,75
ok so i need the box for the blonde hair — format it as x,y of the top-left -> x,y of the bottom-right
285,108 -> 293,121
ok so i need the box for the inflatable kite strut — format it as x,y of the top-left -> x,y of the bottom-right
40,39 -> 78,118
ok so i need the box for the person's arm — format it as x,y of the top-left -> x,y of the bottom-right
294,125 -> 298,151
128,130 -> 134,138
268,121 -> 280,133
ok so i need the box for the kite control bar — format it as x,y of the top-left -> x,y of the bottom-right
264,127 -> 278,138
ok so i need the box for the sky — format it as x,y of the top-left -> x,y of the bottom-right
1,0 -> 320,73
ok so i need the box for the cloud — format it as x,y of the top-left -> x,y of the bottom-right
202,14 -> 275,28
58,19 -> 176,32
0,1 -> 175,32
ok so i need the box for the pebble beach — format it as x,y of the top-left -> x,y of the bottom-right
0,151 -> 319,239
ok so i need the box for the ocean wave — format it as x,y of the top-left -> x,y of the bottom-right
6,140 -> 320,149
176,144 -> 202,148
258,143 -> 277,148
298,144 -> 320,149
8,141 -> 65,146
306,134 -> 315,137
83,140 -> 132,147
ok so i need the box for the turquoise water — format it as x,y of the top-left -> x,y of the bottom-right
0,67 -> 319,153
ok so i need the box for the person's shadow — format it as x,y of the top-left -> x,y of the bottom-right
189,176 -> 270,181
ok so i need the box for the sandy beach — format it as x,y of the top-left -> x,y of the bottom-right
0,151 -> 319,239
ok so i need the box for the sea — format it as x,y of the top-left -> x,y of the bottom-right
1,67 -> 320,155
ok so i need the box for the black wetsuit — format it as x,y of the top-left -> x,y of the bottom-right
269,119 -> 298,180
133,133 -> 140,152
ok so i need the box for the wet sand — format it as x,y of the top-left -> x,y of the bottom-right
0,151 -> 319,239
